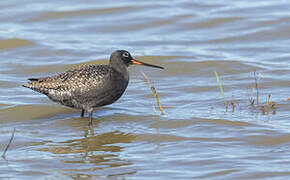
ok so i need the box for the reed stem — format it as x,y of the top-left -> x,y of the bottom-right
141,71 -> 165,115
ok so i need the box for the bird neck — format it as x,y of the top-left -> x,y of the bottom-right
109,63 -> 129,81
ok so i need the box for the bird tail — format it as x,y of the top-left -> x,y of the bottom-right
22,83 -> 30,88
23,78 -> 40,89
22,78 -> 50,95
28,78 -> 39,81
22,82 -> 37,90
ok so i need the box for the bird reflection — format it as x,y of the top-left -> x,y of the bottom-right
37,129 -> 137,178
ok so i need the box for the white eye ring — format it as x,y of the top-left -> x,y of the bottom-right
123,52 -> 129,57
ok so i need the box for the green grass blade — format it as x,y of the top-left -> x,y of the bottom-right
214,71 -> 227,104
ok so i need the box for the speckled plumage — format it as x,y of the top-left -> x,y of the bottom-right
24,64 -> 128,108
23,50 -> 164,125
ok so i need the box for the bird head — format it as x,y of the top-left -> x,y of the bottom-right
110,50 -> 164,69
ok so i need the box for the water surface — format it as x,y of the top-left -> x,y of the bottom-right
1,0 -> 290,179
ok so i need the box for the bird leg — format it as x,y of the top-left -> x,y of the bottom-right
88,108 -> 94,126
81,109 -> 85,117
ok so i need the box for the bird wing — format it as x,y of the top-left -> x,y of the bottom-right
23,65 -> 112,95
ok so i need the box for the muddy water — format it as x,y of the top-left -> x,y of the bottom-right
1,0 -> 290,179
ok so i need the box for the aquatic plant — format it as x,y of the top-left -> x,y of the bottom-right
2,128 -> 16,159
141,71 -> 165,115
214,71 -> 277,116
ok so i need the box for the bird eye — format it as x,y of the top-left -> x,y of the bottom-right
122,52 -> 129,58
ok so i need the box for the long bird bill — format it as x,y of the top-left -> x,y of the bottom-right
131,59 -> 164,69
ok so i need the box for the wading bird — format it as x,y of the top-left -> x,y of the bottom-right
23,50 -> 164,125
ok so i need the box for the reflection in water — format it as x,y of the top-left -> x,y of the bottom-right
151,116 -> 161,151
37,130 -> 136,178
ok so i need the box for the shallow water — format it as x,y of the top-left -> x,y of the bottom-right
1,0 -> 290,179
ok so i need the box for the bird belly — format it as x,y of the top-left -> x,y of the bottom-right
47,89 -> 79,108
55,83 -> 128,110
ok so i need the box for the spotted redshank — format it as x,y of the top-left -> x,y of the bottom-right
23,50 -> 164,125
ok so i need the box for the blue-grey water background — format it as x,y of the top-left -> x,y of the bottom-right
0,0 -> 290,179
